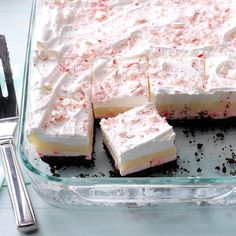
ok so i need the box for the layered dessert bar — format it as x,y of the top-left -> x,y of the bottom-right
149,54 -> 207,119
150,44 -> 236,120
205,46 -> 236,119
27,0 -> 94,159
27,70 -> 94,159
100,103 -> 176,176
92,56 -> 149,118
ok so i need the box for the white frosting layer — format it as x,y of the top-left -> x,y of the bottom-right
206,56 -> 236,92
92,56 -> 149,106
149,56 -> 205,95
147,0 -> 236,50
100,103 -> 176,165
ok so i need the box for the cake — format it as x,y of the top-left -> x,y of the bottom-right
27,69 -> 94,159
27,1 -> 94,159
149,53 -> 206,119
27,0 -> 236,167
92,56 -> 149,118
100,102 -> 176,176
149,43 -> 236,120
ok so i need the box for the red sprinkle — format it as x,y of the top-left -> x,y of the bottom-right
43,123 -> 48,128
55,115 -> 64,122
127,62 -> 139,68
49,120 -> 53,124
163,111 -> 169,117
60,64 -> 71,73
225,8 -> 230,13
113,59 -> 117,64
197,53 -> 204,58
59,97 -> 64,101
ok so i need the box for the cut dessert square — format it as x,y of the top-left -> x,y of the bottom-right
27,65 -> 94,160
205,53 -> 236,119
149,54 -> 207,119
100,102 -> 176,176
27,0 -> 96,160
92,56 -> 149,118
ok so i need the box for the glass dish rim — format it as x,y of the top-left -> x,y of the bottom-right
18,0 -> 236,186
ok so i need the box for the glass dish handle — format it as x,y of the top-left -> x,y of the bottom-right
69,184 -> 236,205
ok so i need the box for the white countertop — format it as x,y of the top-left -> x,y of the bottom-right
1,1 -> 236,235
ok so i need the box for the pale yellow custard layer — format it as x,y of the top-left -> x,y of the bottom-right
122,147 -> 177,171
29,133 -> 92,157
94,107 -> 133,118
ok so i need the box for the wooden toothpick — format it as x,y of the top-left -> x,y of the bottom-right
147,75 -> 151,102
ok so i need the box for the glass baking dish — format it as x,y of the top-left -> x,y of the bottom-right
18,0 -> 236,208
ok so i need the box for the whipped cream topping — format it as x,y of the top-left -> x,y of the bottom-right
147,0 -> 236,50
149,56 -> 205,95
92,56 -> 148,105
37,0 -> 236,63
214,44 -> 236,58
206,56 -> 236,92
33,0 -> 236,97
100,103 -> 175,163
